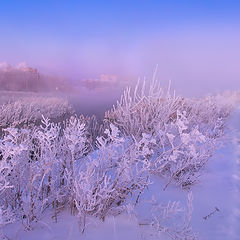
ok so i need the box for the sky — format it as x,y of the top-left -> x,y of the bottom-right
0,0 -> 240,96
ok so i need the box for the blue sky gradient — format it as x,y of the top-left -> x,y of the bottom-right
1,1 -> 240,95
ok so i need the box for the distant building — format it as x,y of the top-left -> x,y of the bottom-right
0,67 -> 40,92
0,63 -> 69,92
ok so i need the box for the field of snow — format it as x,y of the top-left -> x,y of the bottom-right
1,82 -> 240,240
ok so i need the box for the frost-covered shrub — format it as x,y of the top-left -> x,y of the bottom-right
0,115 -> 88,229
0,127 -> 28,229
104,78 -> 182,140
182,96 -> 231,139
0,96 -> 74,132
104,77 -> 232,189
150,192 -> 197,240
105,77 -> 230,141
151,111 -> 215,189
0,116 -> 157,233
73,124 -> 154,230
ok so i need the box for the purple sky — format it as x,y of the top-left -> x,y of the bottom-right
0,1 -> 240,96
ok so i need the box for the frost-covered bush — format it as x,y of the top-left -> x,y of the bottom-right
104,77 -> 232,189
73,124 -> 154,231
0,96 -> 74,132
0,115 -> 87,230
182,95 -> 231,139
151,110 -> 215,189
150,192 -> 197,240
0,116 -> 156,232
104,77 -> 230,141
0,127 -> 28,229
104,78 -> 181,140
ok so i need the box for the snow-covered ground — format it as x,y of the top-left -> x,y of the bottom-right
190,107 -> 240,240
2,108 -> 240,240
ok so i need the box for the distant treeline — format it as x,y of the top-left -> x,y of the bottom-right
0,67 -> 69,92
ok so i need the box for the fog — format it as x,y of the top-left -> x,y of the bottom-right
0,63 -> 125,117
2,26 -> 240,99
1,50 -> 240,118
1,23 -> 240,117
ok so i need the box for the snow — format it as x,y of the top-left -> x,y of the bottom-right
3,211 -> 142,240
192,108 -> 240,239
